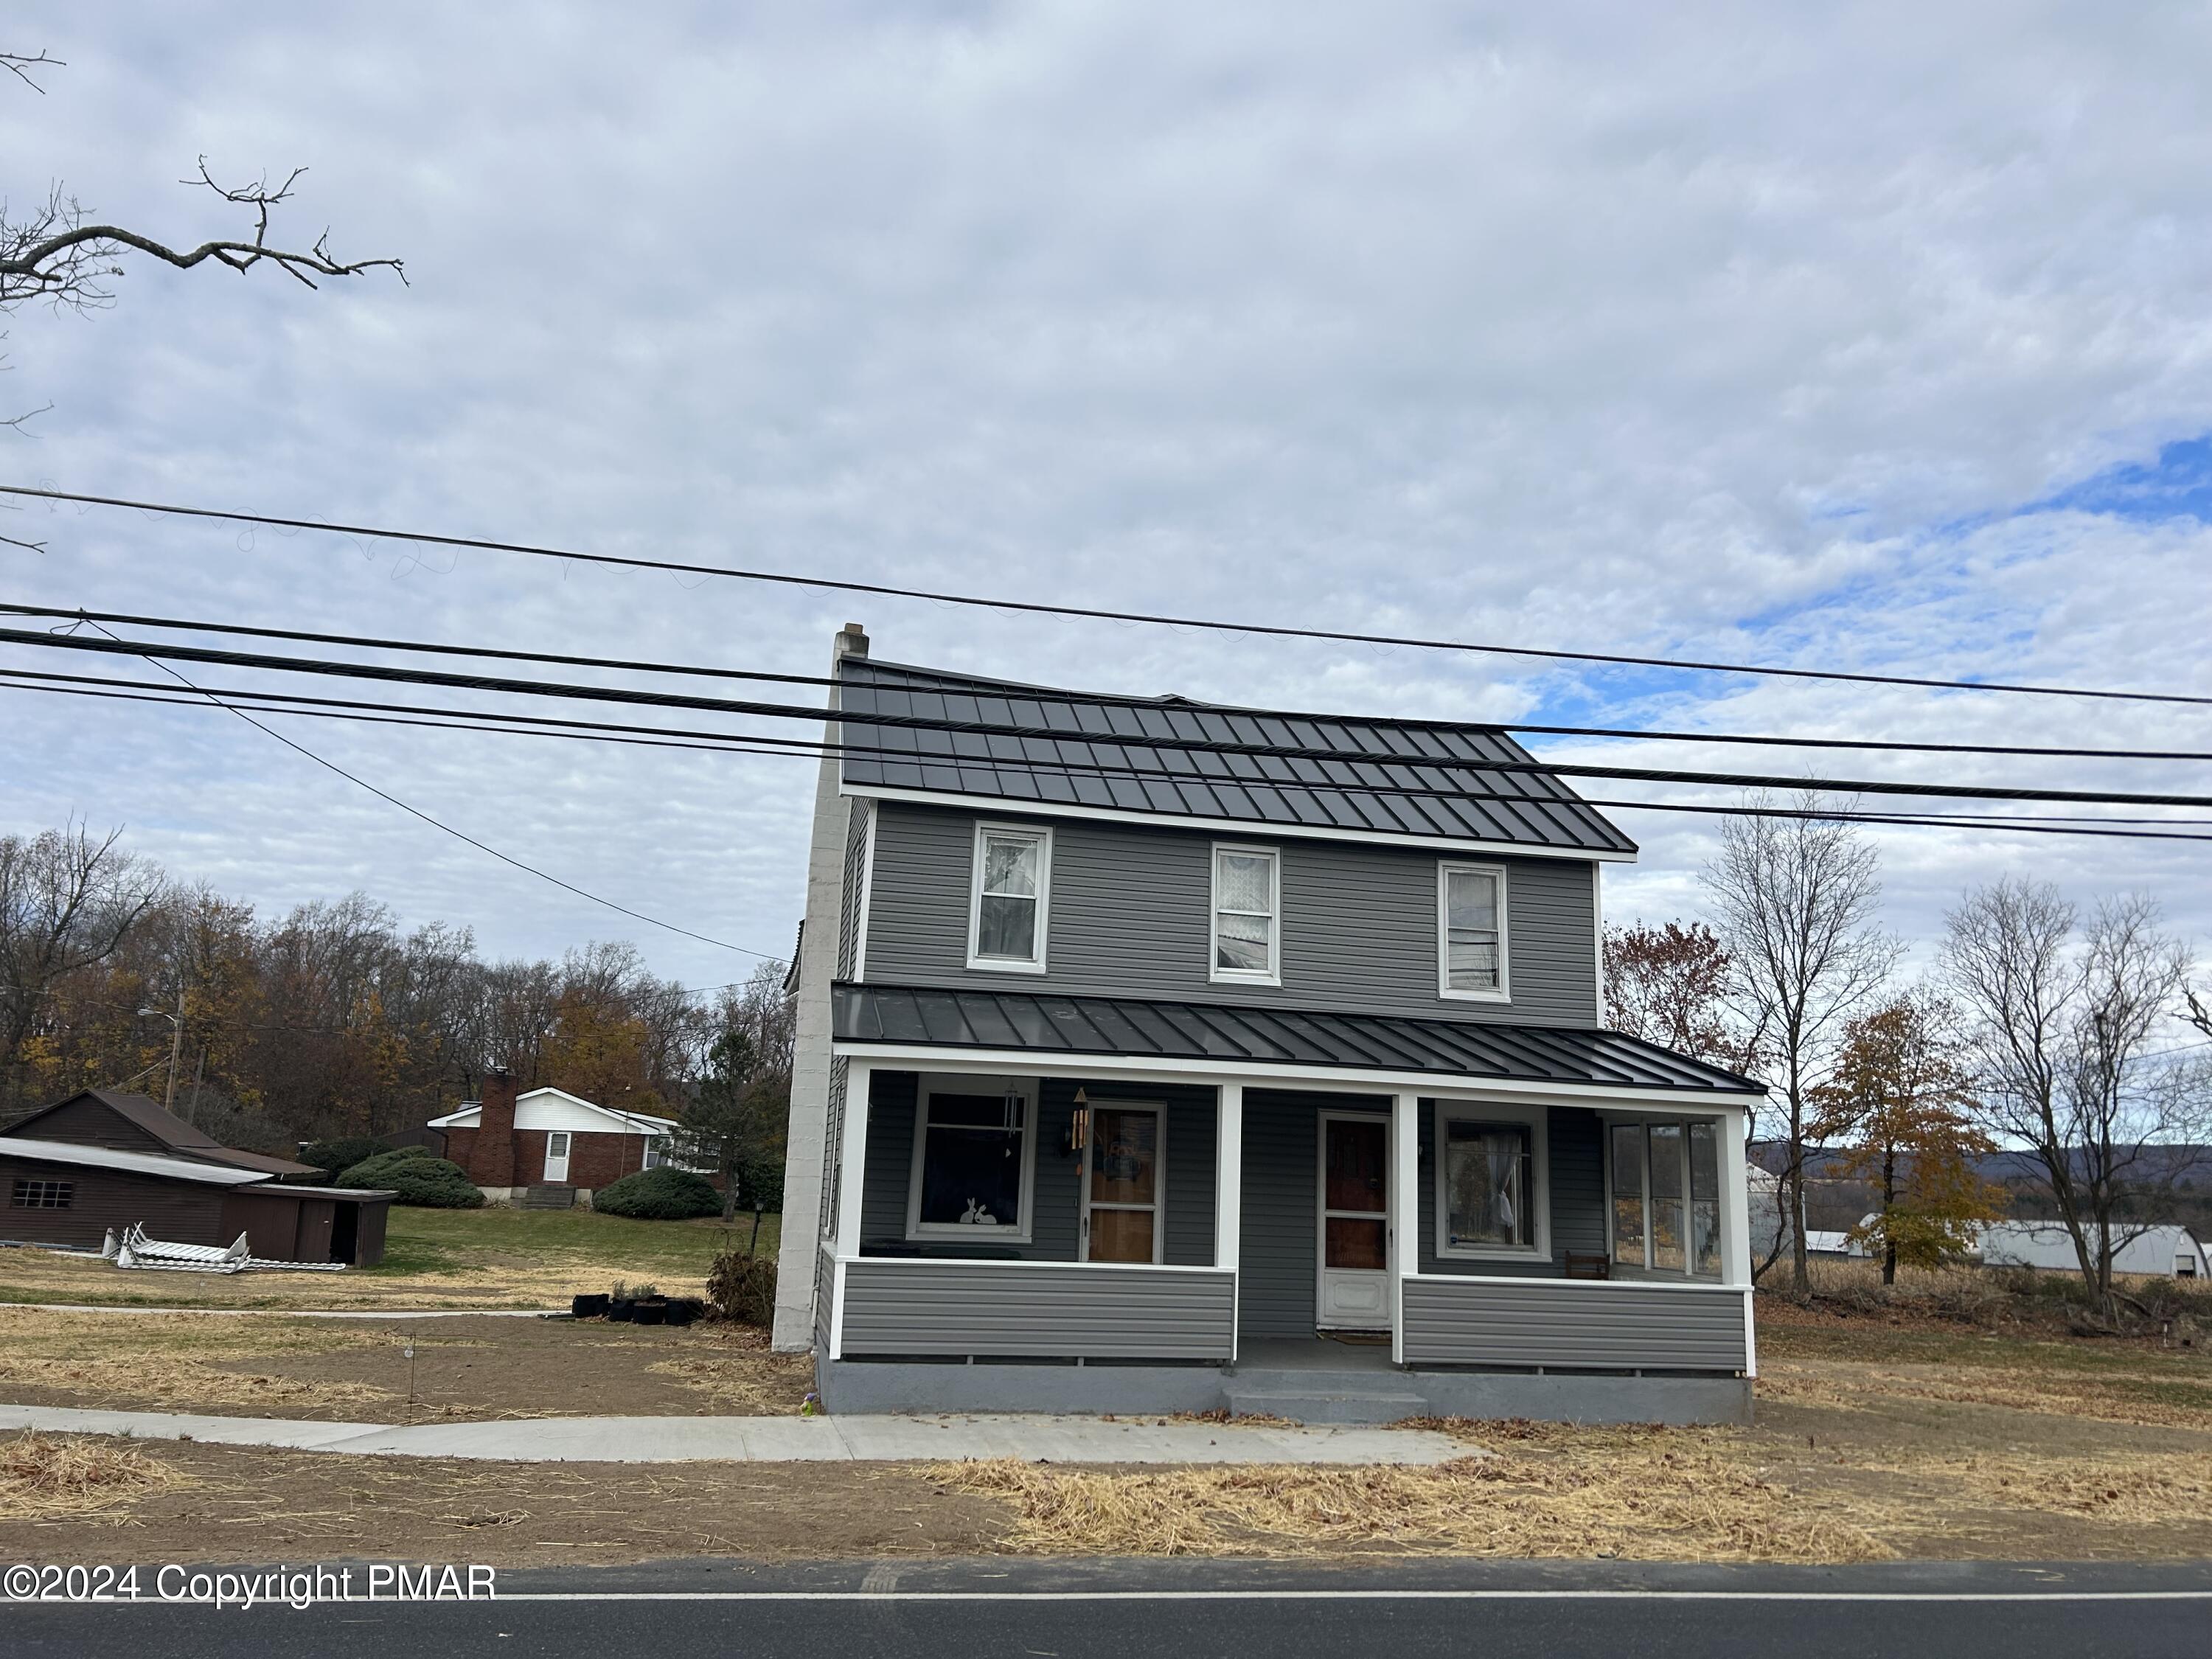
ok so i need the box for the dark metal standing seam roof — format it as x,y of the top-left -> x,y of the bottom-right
833,984 -> 1762,1095
833,658 -> 1638,857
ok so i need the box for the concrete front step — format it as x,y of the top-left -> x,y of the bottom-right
520,1183 -> 577,1209
1225,1386 -> 1430,1426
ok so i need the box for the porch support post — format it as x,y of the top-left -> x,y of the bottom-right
1215,1082 -> 1243,1363
1390,1091 -> 1418,1367
1718,1101 -> 1756,1377
830,1060 -> 872,1360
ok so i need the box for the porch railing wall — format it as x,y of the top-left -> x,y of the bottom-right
836,1259 -> 1236,1360
1400,1276 -> 1749,1372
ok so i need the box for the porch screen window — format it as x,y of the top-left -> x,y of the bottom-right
1442,1121 -> 1531,1250
1211,846 -> 1279,981
1439,864 -> 1506,997
1084,1105 -> 1162,1263
970,825 -> 1049,969
10,1178 -> 71,1209
1610,1119 -> 1722,1277
914,1091 -> 1028,1232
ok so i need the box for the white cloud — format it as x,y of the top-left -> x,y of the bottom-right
2,1 -> 2209,986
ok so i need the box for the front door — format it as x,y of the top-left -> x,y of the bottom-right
1081,1103 -> 1164,1262
543,1131 -> 571,1183
1317,1113 -> 1390,1328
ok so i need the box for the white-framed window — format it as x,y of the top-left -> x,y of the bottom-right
1080,1100 -> 1166,1264
1438,862 -> 1509,1001
905,1074 -> 1040,1242
1606,1116 -> 1723,1278
1433,1100 -> 1549,1261
967,822 -> 1052,973
1210,844 -> 1281,984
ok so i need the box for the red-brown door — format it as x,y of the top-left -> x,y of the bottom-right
1318,1113 -> 1390,1328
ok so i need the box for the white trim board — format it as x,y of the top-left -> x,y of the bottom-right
840,783 -> 1638,863
830,1042 -> 1763,1109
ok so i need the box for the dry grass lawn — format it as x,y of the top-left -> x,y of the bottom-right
0,1205 -> 780,1312
0,1432 -> 185,1524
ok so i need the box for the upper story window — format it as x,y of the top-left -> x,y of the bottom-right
1438,862 -> 1509,1001
1210,844 -> 1280,984
967,823 -> 1051,972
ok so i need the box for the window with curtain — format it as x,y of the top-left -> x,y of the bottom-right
1610,1119 -> 1725,1277
1441,1119 -> 1533,1251
970,825 -> 1048,967
1439,864 -> 1506,997
1211,846 -> 1279,980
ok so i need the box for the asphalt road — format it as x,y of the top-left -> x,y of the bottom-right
9,1557 -> 2212,1658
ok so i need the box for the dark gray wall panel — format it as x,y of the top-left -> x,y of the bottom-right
1402,1279 -> 1747,1371
837,799 -> 872,980
1235,1090 -> 1390,1339
839,1260 -> 1236,1359
863,804 -> 1598,1026
1415,1105 -> 1605,1279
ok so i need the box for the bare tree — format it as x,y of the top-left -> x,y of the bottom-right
1700,791 -> 1900,1294
1947,882 -> 2205,1312
0,46 -> 402,546
0,821 -> 164,1112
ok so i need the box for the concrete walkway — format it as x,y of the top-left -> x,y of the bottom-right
0,1402 -> 1467,1466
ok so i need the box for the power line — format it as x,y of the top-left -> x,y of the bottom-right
14,660 -> 2212,831
6,481 -> 2211,709
7,623 -> 2212,810
7,599 -> 2211,765
62,621 -> 779,961
11,672 -> 2212,844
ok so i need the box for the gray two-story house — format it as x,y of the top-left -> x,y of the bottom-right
773,625 -> 1764,1425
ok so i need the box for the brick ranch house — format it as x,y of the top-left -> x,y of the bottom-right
431,1071 -> 681,1206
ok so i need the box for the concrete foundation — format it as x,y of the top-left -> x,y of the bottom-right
818,1352 -> 1753,1425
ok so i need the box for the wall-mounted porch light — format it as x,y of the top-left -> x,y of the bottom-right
1065,1087 -> 1089,1159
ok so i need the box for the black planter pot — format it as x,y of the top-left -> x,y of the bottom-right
571,1293 -> 611,1319
664,1298 -> 703,1328
631,1298 -> 669,1326
608,1298 -> 637,1323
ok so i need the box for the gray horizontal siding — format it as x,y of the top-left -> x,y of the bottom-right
814,1231 -> 837,1353
836,799 -> 872,980
1236,1089 -> 1388,1340
1402,1279 -> 1747,1372
839,1261 -> 1236,1359
863,803 -> 1597,1026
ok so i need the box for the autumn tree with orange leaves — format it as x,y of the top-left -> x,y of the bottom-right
1810,992 -> 2005,1283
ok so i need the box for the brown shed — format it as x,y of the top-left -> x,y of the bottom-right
0,1138 -> 393,1266
5,1089 -> 321,1180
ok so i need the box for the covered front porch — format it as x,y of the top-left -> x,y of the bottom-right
813,995 -> 1762,1422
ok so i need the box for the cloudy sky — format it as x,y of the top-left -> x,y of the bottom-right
3,2 -> 2209,992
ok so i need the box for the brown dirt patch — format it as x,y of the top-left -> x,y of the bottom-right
0,1436 -> 1005,1565
0,1308 -> 813,1422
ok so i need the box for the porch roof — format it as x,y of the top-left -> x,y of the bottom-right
832,982 -> 1763,1095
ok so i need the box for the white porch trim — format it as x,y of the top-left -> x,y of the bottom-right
1390,1092 -> 1416,1366
1215,1082 -> 1244,1361
829,1040 -> 1759,1111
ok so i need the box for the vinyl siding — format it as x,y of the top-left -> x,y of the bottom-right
837,799 -> 873,980
861,802 -> 1598,1026
1401,1279 -> 1748,1371
838,1259 -> 1236,1359
855,1070 -> 1216,1267
1236,1090 -> 1390,1339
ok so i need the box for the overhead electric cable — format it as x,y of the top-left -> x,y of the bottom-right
4,601 -> 2209,764
5,483 -> 2210,708
9,673 -> 2212,844
6,624 -> 2212,810
59,622 -> 776,960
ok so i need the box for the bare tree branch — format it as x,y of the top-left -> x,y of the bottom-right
0,49 -> 60,94
0,161 -> 405,313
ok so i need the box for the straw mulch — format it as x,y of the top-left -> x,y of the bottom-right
0,1431 -> 187,1524
928,1433 -> 1891,1562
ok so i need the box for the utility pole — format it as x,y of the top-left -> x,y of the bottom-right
139,985 -> 187,1114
